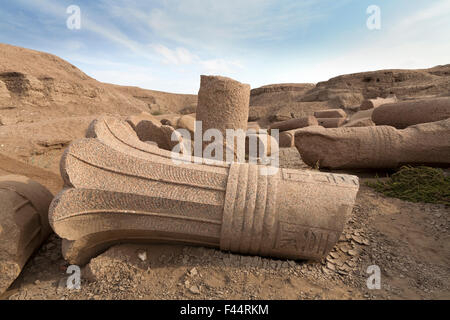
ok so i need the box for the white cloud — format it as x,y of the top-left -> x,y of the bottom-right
151,44 -> 243,75
152,44 -> 198,65
200,59 -> 244,74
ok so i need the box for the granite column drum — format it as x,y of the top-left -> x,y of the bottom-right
295,118 -> 450,169
196,75 -> 251,157
49,117 -> 360,265
371,97 -> 450,128
0,175 -> 53,294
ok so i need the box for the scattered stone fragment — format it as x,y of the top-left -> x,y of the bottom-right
137,251 -> 147,262
189,267 -> 198,277
159,114 -> 181,128
121,117 -> 183,152
245,132 -> 278,159
177,115 -> 196,136
360,96 -> 397,110
314,109 -> 347,119
0,175 -> 53,294
350,109 -> 374,122
278,130 -> 298,148
247,122 -> 261,132
343,118 -> 375,128
189,285 -> 200,294
317,118 -> 346,128
269,116 -> 318,132
295,118 -> 450,169
326,262 -> 336,271
126,112 -> 159,131
372,97 -> 450,128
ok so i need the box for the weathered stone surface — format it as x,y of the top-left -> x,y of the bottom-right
317,118 -> 346,128
279,130 -> 299,148
371,97 -> 450,128
196,75 -> 250,155
301,89 -> 364,109
270,116 -> 318,132
360,96 -> 397,110
350,109 -> 374,122
314,109 -> 347,119
158,114 -> 181,128
49,116 -> 359,265
126,112 -> 159,132
0,80 -> 11,100
342,118 -> 375,128
245,132 -> 279,160
248,105 -> 275,122
120,116 -> 183,152
247,122 -> 261,132
0,175 -> 53,294
295,118 -> 450,169
177,115 -> 196,136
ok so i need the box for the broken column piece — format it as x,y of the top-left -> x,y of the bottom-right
269,116 -> 318,132
371,97 -> 450,128
49,116 -> 359,265
360,96 -> 397,110
314,109 -> 347,119
126,112 -> 159,131
317,118 -> 346,128
295,118 -> 450,169
0,175 -> 53,294
278,129 -> 302,148
123,114 -> 183,152
343,118 -> 375,128
196,75 -> 250,156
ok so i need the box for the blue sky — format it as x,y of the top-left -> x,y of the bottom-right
1,0 -> 449,93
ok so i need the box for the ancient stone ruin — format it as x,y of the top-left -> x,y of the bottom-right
317,118 -> 346,128
125,113 -> 184,152
0,175 -> 53,293
49,116 -> 359,265
269,116 -> 318,132
360,96 -> 397,110
295,118 -> 450,169
196,75 -> 250,157
314,109 -> 347,119
371,97 -> 450,128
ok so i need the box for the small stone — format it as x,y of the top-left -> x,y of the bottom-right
348,249 -> 358,256
34,280 -> 41,285
329,251 -> 339,259
189,285 -> 200,294
137,251 -> 147,262
326,262 -> 335,271
189,267 -> 198,277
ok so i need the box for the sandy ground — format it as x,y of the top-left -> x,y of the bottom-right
0,142 -> 448,300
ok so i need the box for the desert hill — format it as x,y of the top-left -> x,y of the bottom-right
249,65 -> 450,123
0,43 -> 197,125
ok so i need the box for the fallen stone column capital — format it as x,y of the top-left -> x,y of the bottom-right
50,116 -> 359,265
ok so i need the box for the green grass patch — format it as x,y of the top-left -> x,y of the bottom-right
367,166 -> 450,205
